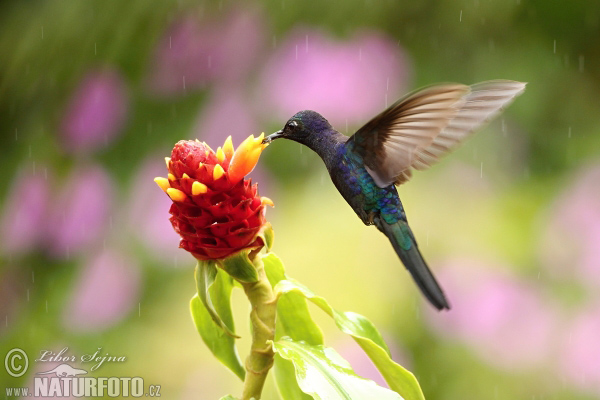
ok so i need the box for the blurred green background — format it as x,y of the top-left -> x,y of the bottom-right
1,0 -> 600,399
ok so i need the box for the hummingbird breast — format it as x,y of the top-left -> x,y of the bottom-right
328,145 -> 405,226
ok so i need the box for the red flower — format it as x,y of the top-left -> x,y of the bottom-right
155,135 -> 272,260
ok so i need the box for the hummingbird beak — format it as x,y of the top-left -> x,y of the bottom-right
262,130 -> 284,144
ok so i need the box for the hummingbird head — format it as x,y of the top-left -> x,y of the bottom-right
263,110 -> 333,146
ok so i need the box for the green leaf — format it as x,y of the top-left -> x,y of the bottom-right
218,395 -> 238,400
274,279 -> 425,400
273,355 -> 314,400
273,337 -> 402,400
220,251 -> 259,283
190,264 -> 245,381
262,222 -> 275,251
195,261 -> 239,338
263,253 -> 322,400
263,254 -> 324,344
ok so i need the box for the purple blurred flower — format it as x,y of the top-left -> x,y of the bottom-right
0,166 -> 50,256
61,69 -> 129,153
425,259 -> 558,369
538,163 -> 600,288
45,165 -> 112,259
127,157 -> 183,265
256,29 -> 411,128
147,7 -> 265,96
63,250 -> 141,332
559,303 -> 600,393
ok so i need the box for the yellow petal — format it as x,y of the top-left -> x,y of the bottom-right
213,164 -> 225,180
228,133 -> 267,184
182,173 -> 190,180
192,181 -> 208,195
223,136 -> 234,160
165,157 -> 171,169
166,188 -> 187,202
154,177 -> 170,192
261,196 -> 274,207
216,147 -> 225,164
168,173 -> 176,181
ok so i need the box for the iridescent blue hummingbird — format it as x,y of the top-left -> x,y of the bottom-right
263,81 -> 526,310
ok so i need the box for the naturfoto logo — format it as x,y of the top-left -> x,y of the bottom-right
4,348 -> 161,398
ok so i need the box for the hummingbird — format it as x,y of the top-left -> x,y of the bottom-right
263,80 -> 526,310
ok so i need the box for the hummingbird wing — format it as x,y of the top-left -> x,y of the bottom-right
349,80 -> 526,187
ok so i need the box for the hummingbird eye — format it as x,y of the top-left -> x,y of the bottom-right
287,121 -> 299,131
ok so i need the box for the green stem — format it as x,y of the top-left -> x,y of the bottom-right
240,258 -> 277,400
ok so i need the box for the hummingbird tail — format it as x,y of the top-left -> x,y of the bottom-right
377,218 -> 450,311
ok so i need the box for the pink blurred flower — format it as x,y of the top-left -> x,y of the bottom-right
63,250 -> 141,332
147,7 -> 265,95
425,259 -> 558,369
559,303 -> 600,393
61,69 -> 129,153
256,29 -> 411,128
538,163 -> 600,288
127,157 -> 183,265
0,166 -> 50,256
45,166 -> 112,259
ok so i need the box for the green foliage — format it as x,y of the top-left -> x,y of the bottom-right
191,253 -> 425,399
273,278 -> 425,400
220,251 -> 259,283
264,253 -> 323,400
191,262 -> 245,380
273,337 -> 402,400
